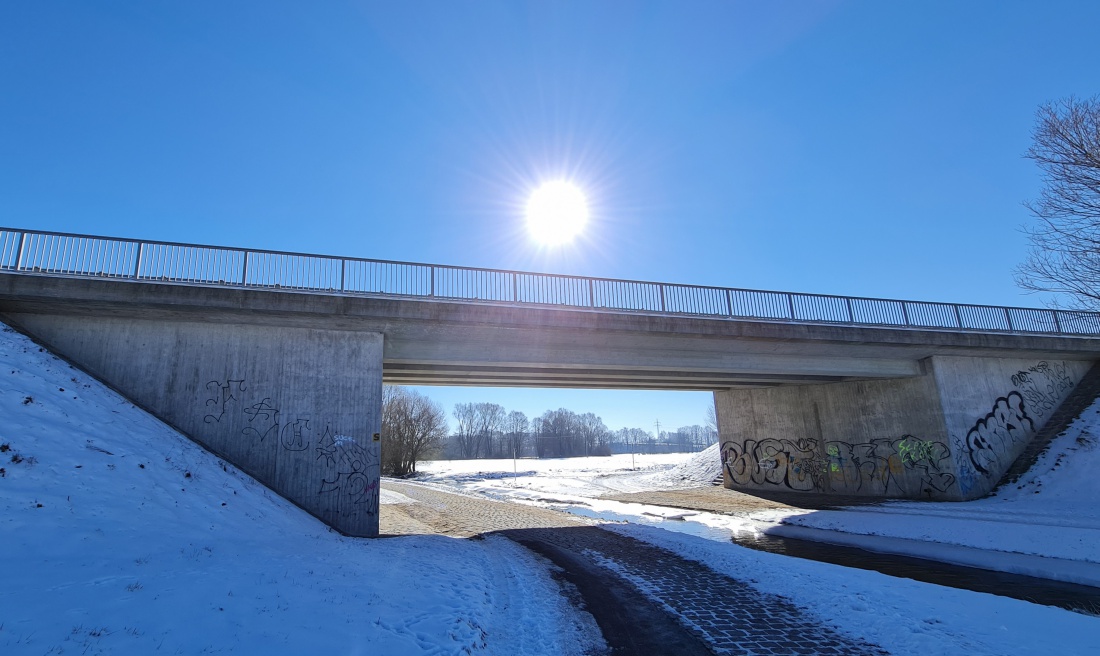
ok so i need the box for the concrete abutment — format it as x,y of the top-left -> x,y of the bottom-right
6,313 -> 383,537
715,355 -> 1092,501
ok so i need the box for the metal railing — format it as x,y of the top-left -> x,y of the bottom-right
1,226 -> 1098,336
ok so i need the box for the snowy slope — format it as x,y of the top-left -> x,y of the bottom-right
643,442 -> 721,487
0,325 -> 602,655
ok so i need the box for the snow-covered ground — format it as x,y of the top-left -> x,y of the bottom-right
0,326 -> 603,655
419,437 -> 1100,654
417,444 -> 719,499
5,318 -> 1100,656
422,418 -> 1100,587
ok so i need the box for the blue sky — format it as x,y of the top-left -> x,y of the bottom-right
3,1 -> 1098,432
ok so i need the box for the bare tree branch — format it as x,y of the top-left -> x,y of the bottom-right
1017,96 -> 1100,309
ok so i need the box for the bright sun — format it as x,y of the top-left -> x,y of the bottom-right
526,181 -> 588,245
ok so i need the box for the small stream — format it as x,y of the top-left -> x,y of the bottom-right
559,503 -> 1100,616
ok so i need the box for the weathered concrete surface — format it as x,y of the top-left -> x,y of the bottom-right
716,356 -> 1090,500
931,356 -> 1090,497
6,313 -> 383,536
4,273 -> 1100,390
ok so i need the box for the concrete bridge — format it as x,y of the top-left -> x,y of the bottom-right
2,227 -> 1100,537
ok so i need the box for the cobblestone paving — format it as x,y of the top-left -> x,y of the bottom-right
383,481 -> 889,656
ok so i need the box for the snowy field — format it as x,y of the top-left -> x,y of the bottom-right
4,321 -> 1100,655
417,447 -> 717,498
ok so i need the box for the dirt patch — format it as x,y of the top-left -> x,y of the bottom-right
602,485 -> 887,514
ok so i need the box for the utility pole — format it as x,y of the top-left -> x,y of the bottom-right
654,419 -> 661,453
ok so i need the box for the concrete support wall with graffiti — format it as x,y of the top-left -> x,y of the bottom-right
931,356 -> 1090,498
4,313 -> 384,537
715,356 -> 1091,501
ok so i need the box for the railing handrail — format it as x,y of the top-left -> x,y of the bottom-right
1,225 -> 1098,335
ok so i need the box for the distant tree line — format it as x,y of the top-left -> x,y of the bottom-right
440,400 -> 717,460
380,386 -> 719,473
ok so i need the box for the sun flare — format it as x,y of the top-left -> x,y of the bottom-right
526,181 -> 588,245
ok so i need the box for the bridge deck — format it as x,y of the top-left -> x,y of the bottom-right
3,272 -> 1100,390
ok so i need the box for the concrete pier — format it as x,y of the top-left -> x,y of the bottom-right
9,314 -> 383,536
715,356 -> 1089,500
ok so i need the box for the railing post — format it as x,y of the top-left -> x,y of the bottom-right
1052,309 -> 1063,334
953,304 -> 963,329
1005,308 -> 1014,331
340,259 -> 345,292
588,278 -> 595,307
845,297 -> 853,323
241,251 -> 249,286
430,266 -> 435,297
658,284 -> 666,312
513,272 -> 518,302
901,301 -> 910,326
13,232 -> 25,270
132,242 -> 144,278
787,294 -> 796,320
725,289 -> 733,318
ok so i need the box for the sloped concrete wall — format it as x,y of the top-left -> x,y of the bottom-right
715,356 -> 1092,501
6,313 -> 383,536
931,356 -> 1091,498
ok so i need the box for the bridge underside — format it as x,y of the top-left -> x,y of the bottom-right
381,363 -> 850,390
3,273 -> 1100,534
4,273 -> 1100,390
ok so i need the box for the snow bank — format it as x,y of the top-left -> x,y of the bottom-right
644,442 -> 721,487
0,325 -> 601,655
609,524 -> 1100,656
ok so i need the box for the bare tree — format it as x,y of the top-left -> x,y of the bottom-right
452,402 -> 479,459
472,402 -> 506,458
537,408 -> 581,457
504,410 -> 529,458
381,386 -> 448,476
578,412 -> 611,456
1016,96 -> 1100,309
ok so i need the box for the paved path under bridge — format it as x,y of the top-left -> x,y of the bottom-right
381,480 -> 888,656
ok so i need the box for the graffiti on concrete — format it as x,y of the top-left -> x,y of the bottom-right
203,379 -> 245,423
317,426 -> 379,516
953,360 -> 1077,485
723,434 -> 955,497
242,398 -> 280,442
279,416 -> 311,452
952,438 -> 979,495
825,435 -> 955,497
1011,361 -> 1074,416
721,438 -> 825,491
964,391 -> 1034,476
